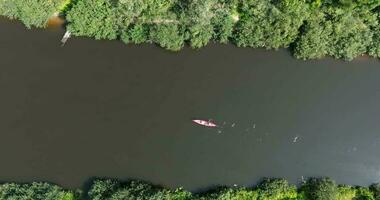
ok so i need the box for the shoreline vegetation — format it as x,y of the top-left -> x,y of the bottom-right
1,0 -> 380,60
0,178 -> 379,200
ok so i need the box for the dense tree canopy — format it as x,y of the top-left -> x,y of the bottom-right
86,178 -> 379,200
210,0 -> 238,43
150,24 -> 185,51
0,178 -> 379,200
88,179 -> 193,200
294,4 -> 378,60
0,182 -> 76,200
302,178 -> 338,200
0,0 -> 66,28
293,11 -> 333,59
234,0 -> 309,49
65,0 -> 118,40
2,0 -> 380,60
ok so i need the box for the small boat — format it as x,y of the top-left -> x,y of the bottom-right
192,119 -> 217,127
61,31 -> 71,46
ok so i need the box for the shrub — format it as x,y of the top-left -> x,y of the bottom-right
302,178 -> 338,200
200,188 -> 259,200
0,182 -> 77,200
370,183 -> 380,199
2,0 -> 380,60
88,179 -> 193,200
0,0 -> 65,28
256,178 -> 298,200
65,0 -> 118,40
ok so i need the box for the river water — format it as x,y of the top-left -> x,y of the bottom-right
1,18 -> 380,190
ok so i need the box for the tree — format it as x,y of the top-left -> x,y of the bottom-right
117,0 -> 148,28
337,185 -> 356,200
201,187 -> 259,200
256,178 -> 298,200
88,180 -> 192,200
125,23 -> 151,44
4,0 -> 380,60
234,0 -> 308,49
293,10 -> 333,59
326,8 -> 375,60
150,24 -> 185,51
211,0 -> 238,43
185,0 -> 217,48
88,179 -> 119,200
355,187 -> 375,200
368,11 -> 380,58
370,183 -> 380,200
66,0 -> 118,40
302,178 -> 338,200
0,0 -> 64,28
0,182 -> 77,200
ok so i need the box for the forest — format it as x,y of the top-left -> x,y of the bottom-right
1,177 -> 380,200
1,0 -> 380,60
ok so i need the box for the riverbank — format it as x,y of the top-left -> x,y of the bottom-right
1,177 -> 379,200
1,0 -> 380,60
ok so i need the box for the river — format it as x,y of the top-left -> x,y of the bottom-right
0,18 -> 380,190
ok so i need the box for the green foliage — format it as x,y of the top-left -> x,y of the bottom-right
66,0 -> 118,40
355,187 -> 375,200
187,23 -> 214,48
295,2 -> 378,60
368,13 -> 380,58
326,8 -> 375,60
302,178 -> 338,200
234,0 -> 308,49
3,0 -> 380,60
0,178 -> 378,200
337,185 -> 356,200
0,182 -> 77,200
184,0 -> 216,48
211,12 -> 235,43
0,0 -> 64,28
199,188 -> 259,200
150,24 -> 185,51
293,11 -> 333,59
88,179 -> 120,200
116,0 -> 147,28
370,183 -> 380,199
256,179 -> 298,200
89,178 -> 379,200
88,179 -> 193,200
127,23 -> 151,44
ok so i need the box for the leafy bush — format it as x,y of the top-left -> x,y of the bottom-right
256,179 -> 298,200
150,24 -> 185,51
0,182 -> 77,200
234,0 -> 308,49
87,178 -> 378,200
199,188 -> 259,200
355,187 -> 375,200
0,0 -> 65,28
2,0 -> 380,60
88,179 -> 192,200
65,0 -> 118,40
326,9 -> 375,61
0,178 -> 378,200
126,23 -> 151,44
370,183 -> 380,200
302,178 -> 338,200
337,185 -> 356,200
293,10 -> 333,60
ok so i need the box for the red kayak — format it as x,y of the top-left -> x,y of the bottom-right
192,119 -> 217,127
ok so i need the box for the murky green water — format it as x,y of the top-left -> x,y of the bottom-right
0,18 -> 380,190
